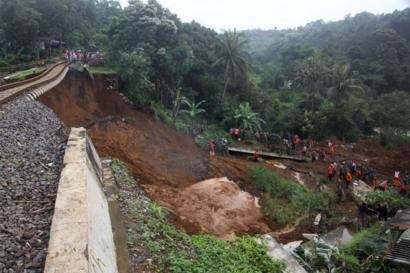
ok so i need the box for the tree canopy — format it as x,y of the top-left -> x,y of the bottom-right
1,1 -> 409,143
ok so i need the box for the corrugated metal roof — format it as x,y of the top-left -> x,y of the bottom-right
387,209 -> 410,230
386,230 -> 410,265
385,238 -> 410,265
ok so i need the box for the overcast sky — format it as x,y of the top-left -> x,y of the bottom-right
119,0 -> 410,31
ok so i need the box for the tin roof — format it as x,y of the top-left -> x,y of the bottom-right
386,223 -> 410,265
387,209 -> 410,231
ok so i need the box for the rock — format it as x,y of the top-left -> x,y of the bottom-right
0,98 -> 66,270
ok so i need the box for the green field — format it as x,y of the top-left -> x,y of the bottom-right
3,67 -> 46,82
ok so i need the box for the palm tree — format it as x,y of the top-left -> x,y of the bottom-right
234,102 -> 266,134
214,29 -> 249,99
181,98 -> 206,128
294,53 -> 329,110
328,64 -> 364,107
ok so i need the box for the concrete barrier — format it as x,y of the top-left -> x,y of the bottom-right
44,127 -> 118,273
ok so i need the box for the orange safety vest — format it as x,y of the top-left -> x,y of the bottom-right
330,146 -> 335,154
373,178 -> 379,189
327,165 -> 334,176
393,177 -> 401,187
346,172 -> 352,183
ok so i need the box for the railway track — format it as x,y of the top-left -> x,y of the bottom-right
0,62 -> 70,105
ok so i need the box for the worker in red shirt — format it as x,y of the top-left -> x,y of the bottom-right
253,149 -> 260,162
327,163 -> 335,181
208,140 -> 216,156
345,171 -> 353,188
393,171 -> 401,187
233,127 -> 240,141
381,180 -> 389,191
373,177 -> 379,190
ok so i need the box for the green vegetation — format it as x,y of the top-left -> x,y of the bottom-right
4,66 -> 45,82
295,224 -> 402,273
170,235 -> 285,273
110,159 -> 134,187
1,1 -> 410,144
111,159 -> 285,273
248,166 -> 334,224
232,102 -> 266,134
365,189 -> 410,211
86,66 -> 116,75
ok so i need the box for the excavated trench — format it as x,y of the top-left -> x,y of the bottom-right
39,70 -> 270,238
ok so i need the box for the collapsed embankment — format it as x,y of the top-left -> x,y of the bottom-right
40,70 -> 269,237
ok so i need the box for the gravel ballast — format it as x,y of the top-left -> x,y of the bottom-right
0,99 -> 66,273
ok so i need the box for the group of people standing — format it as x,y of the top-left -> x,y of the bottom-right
63,48 -> 100,65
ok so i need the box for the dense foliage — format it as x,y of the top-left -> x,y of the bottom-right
1,1 -> 409,142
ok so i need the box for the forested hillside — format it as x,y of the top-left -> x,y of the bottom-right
1,0 -> 409,144
245,10 -> 410,93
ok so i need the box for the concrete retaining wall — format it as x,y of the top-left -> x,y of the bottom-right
44,127 -> 118,273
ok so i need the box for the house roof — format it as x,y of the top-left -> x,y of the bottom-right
387,209 -> 410,231
385,229 -> 410,265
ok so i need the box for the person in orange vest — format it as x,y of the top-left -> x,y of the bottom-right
373,177 -> 379,190
345,171 -> 353,187
329,145 -> 335,160
295,136 -> 301,150
393,171 -> 401,187
393,177 -> 401,187
208,140 -> 216,156
253,149 -> 260,162
233,127 -> 240,141
327,163 -> 335,181
381,180 -> 389,191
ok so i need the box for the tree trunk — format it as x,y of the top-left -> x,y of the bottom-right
222,65 -> 229,100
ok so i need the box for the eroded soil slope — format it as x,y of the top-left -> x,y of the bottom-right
40,71 -> 268,237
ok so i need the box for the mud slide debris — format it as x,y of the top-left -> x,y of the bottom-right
147,177 -> 270,239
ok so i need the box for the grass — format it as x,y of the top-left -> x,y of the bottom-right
248,166 -> 335,224
110,159 -> 134,187
169,235 -> 286,273
4,66 -> 46,82
111,159 -> 286,273
86,66 -> 117,75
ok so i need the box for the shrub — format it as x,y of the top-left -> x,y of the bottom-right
379,128 -> 410,149
169,235 -> 285,273
365,190 -> 410,211
248,167 -> 334,224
